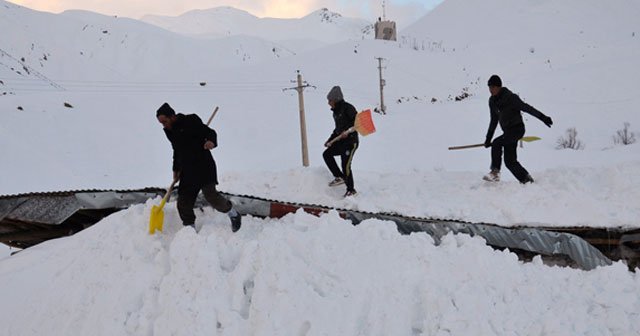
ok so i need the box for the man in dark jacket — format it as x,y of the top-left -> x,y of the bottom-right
483,75 -> 553,183
323,86 -> 359,197
156,102 -> 241,232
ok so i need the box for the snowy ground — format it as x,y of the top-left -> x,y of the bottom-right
1,0 -> 640,334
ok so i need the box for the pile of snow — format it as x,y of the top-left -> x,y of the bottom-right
0,204 -> 638,335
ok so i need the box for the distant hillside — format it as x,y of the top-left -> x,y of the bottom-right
401,0 -> 640,52
141,7 -> 373,51
0,0 -> 295,91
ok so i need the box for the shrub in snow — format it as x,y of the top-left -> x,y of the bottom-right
613,122 -> 636,145
454,87 -> 471,101
556,127 -> 585,150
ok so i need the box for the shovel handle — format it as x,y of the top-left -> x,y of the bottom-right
448,143 -> 485,150
326,127 -> 355,147
163,180 -> 178,203
206,106 -> 219,126
448,136 -> 541,150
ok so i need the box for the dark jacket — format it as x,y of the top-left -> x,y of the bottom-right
486,87 -> 548,141
163,113 -> 218,187
327,100 -> 359,146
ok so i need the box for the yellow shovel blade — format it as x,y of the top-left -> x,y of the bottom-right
521,136 -> 541,142
149,199 -> 167,234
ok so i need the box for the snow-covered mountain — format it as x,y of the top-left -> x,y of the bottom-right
403,0 -> 640,48
0,1 -> 294,86
1,0 -> 640,334
141,7 -> 373,51
401,0 -> 640,76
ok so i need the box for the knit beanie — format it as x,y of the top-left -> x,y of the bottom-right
487,75 -> 502,87
156,102 -> 176,117
326,86 -> 344,101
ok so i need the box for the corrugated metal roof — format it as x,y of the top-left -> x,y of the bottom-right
1,188 -> 637,270
0,187 -> 164,199
8,195 -> 80,225
0,189 -> 163,225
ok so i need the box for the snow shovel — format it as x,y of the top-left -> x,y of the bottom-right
448,136 -> 541,150
326,109 -> 376,147
148,106 -> 219,235
149,179 -> 177,234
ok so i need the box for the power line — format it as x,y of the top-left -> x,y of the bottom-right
0,77 -> 291,93
0,48 -> 65,91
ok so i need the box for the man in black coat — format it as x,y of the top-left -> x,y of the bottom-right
156,103 -> 241,232
323,86 -> 359,197
484,75 -> 553,183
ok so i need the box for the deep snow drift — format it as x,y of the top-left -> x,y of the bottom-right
0,204 -> 639,335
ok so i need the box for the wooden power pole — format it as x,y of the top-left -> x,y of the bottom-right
376,57 -> 387,114
283,71 -> 314,167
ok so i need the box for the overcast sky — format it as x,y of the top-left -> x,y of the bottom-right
10,0 -> 443,27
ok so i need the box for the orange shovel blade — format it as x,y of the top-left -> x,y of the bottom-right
354,109 -> 376,136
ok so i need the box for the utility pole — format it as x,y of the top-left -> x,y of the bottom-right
382,0 -> 387,21
376,57 -> 387,114
283,71 -> 315,167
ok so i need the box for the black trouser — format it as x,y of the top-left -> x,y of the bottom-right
177,183 -> 232,225
323,142 -> 359,192
490,124 -> 529,182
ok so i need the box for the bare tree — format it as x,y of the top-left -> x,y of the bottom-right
613,122 -> 636,145
556,127 -> 585,150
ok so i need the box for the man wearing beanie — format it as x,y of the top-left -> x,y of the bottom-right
483,75 -> 553,183
323,86 -> 359,197
156,102 -> 242,232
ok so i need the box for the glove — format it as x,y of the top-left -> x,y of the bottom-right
542,116 -> 553,128
484,138 -> 492,148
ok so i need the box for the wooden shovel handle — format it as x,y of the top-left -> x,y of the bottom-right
326,127 -> 355,147
206,106 -> 219,126
448,136 -> 541,150
448,143 -> 485,150
163,180 -> 178,202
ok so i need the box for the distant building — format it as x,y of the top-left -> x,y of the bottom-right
374,17 -> 396,41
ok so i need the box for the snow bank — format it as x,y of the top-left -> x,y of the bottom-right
221,163 -> 640,228
0,203 -> 638,335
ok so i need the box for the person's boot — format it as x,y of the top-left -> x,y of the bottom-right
228,208 -> 242,232
520,174 -> 535,184
328,177 -> 345,187
343,189 -> 357,198
482,169 -> 500,182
